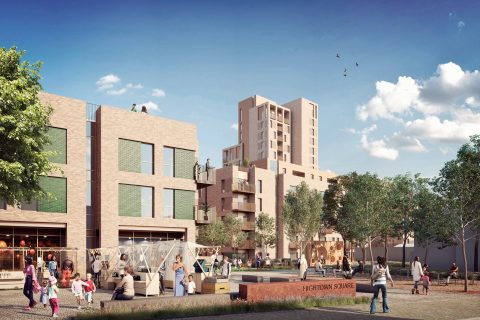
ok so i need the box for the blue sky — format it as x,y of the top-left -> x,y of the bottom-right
2,0 -> 480,177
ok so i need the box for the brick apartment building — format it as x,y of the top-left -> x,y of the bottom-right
0,92 -> 214,275
202,95 -> 343,263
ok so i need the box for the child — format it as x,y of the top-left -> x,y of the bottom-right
422,272 -> 431,295
48,276 -> 60,318
40,280 -> 49,308
84,273 -> 96,309
187,274 -> 196,295
71,273 -> 88,309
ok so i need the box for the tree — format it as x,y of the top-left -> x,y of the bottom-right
283,182 -> 324,258
412,185 -> 445,264
197,220 -> 228,247
340,172 -> 389,267
255,212 -> 277,256
0,47 -> 55,205
388,173 -> 425,267
223,213 -> 247,256
432,135 -> 480,292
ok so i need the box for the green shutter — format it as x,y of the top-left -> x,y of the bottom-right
44,127 -> 67,164
38,177 -> 67,213
174,149 -> 195,179
174,190 -> 195,220
119,184 -> 141,217
119,139 -> 141,173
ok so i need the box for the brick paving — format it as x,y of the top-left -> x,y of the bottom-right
0,270 -> 478,320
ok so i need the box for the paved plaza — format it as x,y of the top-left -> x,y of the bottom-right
0,270 -> 478,320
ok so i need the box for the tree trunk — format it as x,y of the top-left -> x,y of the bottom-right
461,231 -> 468,292
424,245 -> 429,265
402,236 -> 408,268
474,234 -> 479,273
368,236 -> 374,269
362,246 -> 366,268
384,236 -> 388,263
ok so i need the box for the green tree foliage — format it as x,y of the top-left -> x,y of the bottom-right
283,182 -> 324,257
0,47 -> 55,205
223,213 -> 247,254
197,220 -> 228,246
339,172 -> 389,267
255,212 -> 277,255
432,135 -> 480,292
388,173 -> 427,267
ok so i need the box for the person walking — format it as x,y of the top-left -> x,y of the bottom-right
48,275 -> 60,318
172,255 -> 188,296
48,255 -> 58,279
221,256 -> 232,279
23,256 -> 37,310
92,255 -> 102,288
299,254 -> 308,280
411,256 -> 424,294
370,256 -> 394,314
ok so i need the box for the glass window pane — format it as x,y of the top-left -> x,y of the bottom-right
163,189 -> 174,218
86,182 -> 91,206
141,162 -> 152,175
163,147 -> 174,177
141,144 -> 153,163
141,187 -> 153,218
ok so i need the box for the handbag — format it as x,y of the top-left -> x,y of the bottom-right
32,279 -> 41,294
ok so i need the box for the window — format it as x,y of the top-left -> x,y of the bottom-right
312,157 -> 315,164
221,179 -> 226,192
163,147 -> 174,177
174,148 -> 195,179
283,168 -> 287,174
45,127 -> 67,164
119,184 -> 153,218
283,154 -> 287,161
257,180 -> 263,193
221,198 -> 225,211
119,139 -> 153,174
284,134 -> 287,142
311,129 -> 315,135
311,174 -> 314,180
287,145 -> 291,152
311,138 -> 315,145
270,141 -> 273,148
141,143 -> 153,174
273,131 -> 276,139
174,189 -> 195,220
319,176 -> 323,181
270,120 -> 273,128
312,147 -> 315,155
287,126 -> 290,133
258,198 -> 263,211
20,177 -> 67,213
163,189 -> 174,218
273,151 -> 276,159
311,119 -> 315,126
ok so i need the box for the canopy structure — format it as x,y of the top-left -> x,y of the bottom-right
89,241 -> 220,283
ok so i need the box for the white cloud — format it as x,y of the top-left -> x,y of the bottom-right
106,88 -> 127,96
231,123 -> 238,131
360,134 -> 399,160
152,88 -> 166,97
457,21 -> 466,30
126,83 -> 143,89
96,74 -> 120,91
138,101 -> 160,112
356,62 -> 480,159
390,132 -> 427,152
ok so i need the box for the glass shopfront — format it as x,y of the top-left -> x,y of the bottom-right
118,230 -> 184,246
0,227 -> 66,271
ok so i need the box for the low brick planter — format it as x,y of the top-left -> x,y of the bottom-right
239,278 -> 356,303
101,293 -> 231,313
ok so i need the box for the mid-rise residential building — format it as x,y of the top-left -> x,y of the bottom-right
205,95 -> 342,263
0,92 -> 214,275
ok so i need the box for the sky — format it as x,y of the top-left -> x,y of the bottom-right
2,0 -> 479,178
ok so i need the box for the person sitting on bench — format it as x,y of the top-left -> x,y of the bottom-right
446,262 -> 459,286
314,259 -> 326,277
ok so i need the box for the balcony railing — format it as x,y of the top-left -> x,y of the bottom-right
232,202 -> 256,212
242,221 -> 255,230
195,164 -> 216,186
231,180 -> 255,193
284,117 -> 290,125
195,206 -> 216,224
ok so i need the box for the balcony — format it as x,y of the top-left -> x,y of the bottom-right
277,143 -> 284,152
232,179 -> 255,193
239,239 -> 255,250
232,201 -> 256,212
284,116 -> 290,125
195,205 -> 216,224
195,164 -> 216,188
242,221 -> 255,230
270,112 -> 276,120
